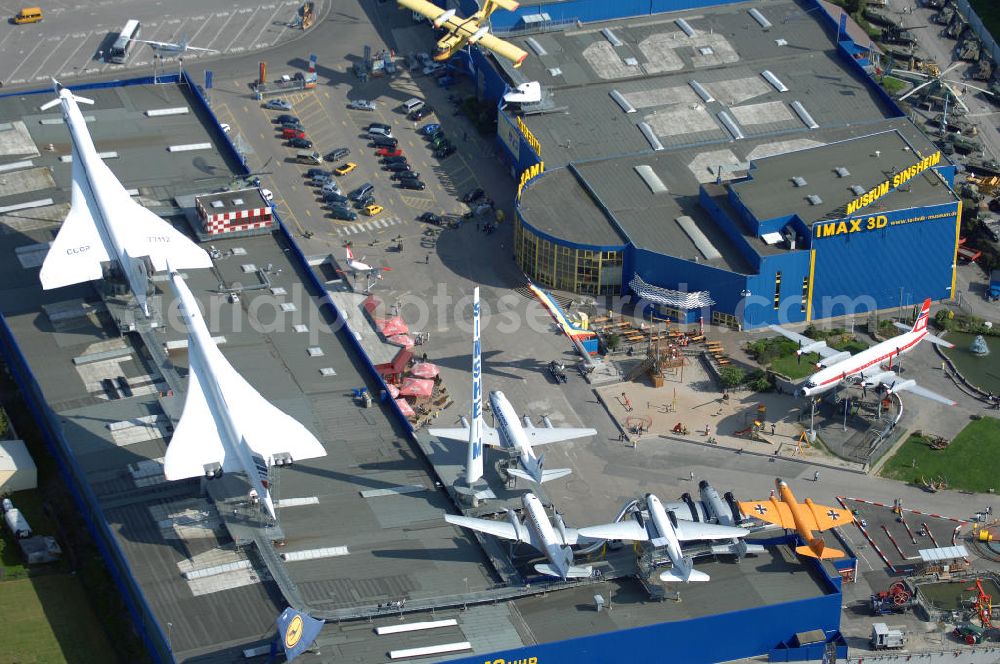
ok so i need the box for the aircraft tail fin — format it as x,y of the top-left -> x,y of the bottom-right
507,454 -> 571,483
912,298 -> 931,334
39,79 -> 93,111
659,557 -> 709,582
795,539 -> 844,560
466,286 -> 484,485
346,246 -> 354,261
921,331 -> 953,348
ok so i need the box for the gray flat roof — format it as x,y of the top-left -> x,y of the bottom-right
501,0 -> 895,168
732,130 -> 954,225
518,119 -> 948,271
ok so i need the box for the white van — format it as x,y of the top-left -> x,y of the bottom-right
401,98 -> 424,114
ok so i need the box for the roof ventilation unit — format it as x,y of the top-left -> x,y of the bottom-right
806,194 -> 823,206
675,18 -> 695,37
792,176 -> 807,187
689,80 -> 715,103
609,90 -> 636,114
717,111 -> 744,140
762,70 -> 788,92
637,122 -> 664,151
791,101 -> 818,129
548,67 -> 563,77
602,28 -> 623,47
850,185 -> 865,196
623,57 -> 639,67
835,166 -> 850,178
749,8 -> 772,30
525,38 -> 547,56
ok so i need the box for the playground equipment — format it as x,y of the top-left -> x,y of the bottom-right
927,435 -> 951,450
921,476 -> 949,492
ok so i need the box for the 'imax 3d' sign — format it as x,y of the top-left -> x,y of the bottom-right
845,151 -> 941,215
813,208 -> 957,239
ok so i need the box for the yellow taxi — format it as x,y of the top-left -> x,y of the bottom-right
334,162 -> 357,176
363,204 -> 384,217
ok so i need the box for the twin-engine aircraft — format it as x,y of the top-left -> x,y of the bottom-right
398,0 -> 529,67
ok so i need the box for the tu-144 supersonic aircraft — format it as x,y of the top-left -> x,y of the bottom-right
38,80 -> 212,316
769,298 -> 955,406
130,36 -> 219,54
163,267 -> 327,519
398,0 -> 529,68
578,494 -> 749,582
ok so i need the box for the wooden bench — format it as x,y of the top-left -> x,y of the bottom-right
716,358 -> 732,366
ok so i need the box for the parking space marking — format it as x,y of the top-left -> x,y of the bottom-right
6,37 -> 46,82
250,3 -> 288,47
55,31 -> 94,79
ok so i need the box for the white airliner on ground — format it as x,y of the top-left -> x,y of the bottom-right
163,268 -> 327,520
445,492 -> 592,580
769,298 -> 955,406
131,37 -> 218,54
578,494 -> 749,582
38,80 -> 212,315
341,246 -> 390,278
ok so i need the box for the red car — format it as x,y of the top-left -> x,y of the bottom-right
281,127 -> 306,139
376,147 -> 403,158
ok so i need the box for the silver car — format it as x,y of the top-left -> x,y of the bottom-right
347,99 -> 377,112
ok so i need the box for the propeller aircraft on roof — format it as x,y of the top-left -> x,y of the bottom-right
397,0 -> 529,68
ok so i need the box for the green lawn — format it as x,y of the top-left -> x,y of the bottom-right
881,417 -> 1000,492
881,76 -> 908,96
970,0 -> 1000,41
0,575 -> 117,663
768,338 -> 870,379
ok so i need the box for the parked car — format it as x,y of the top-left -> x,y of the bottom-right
419,123 -> 441,136
347,99 -> 377,111
329,206 -> 358,221
384,161 -> 413,172
434,145 -> 457,159
367,125 -> 393,138
417,212 -> 442,225
264,99 -> 293,111
390,170 -> 419,181
334,162 -> 358,176
431,136 -> 451,150
462,188 -> 485,204
259,188 -> 274,202
376,147 -> 404,158
311,175 -> 332,187
368,122 -> 391,132
305,168 -> 328,179
325,147 -> 351,162
323,192 -> 349,205
370,135 -> 399,149
363,204 -> 384,217
408,106 -> 434,121
281,127 -> 306,139
398,179 -> 426,190
274,114 -> 299,124
349,183 -> 375,201
322,180 -> 343,194
354,194 -> 377,210
280,121 -> 305,131
427,130 -> 446,143
288,137 -> 313,149
381,155 -> 408,165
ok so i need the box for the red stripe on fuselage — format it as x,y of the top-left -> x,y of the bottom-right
816,332 -> 923,387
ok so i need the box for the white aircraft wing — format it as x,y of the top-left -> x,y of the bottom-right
577,519 -> 649,541
90,159 -> 212,273
207,348 -> 328,463
445,513 -> 519,541
674,520 -> 750,542
163,351 -> 234,480
878,375 -> 956,406
39,157 -> 111,289
525,427 -> 596,445
428,425 -> 501,447
397,0 -> 448,22
767,325 -> 843,359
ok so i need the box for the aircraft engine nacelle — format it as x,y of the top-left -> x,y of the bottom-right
507,508 -> 527,543
433,8 -> 457,27
204,463 -> 223,479
541,416 -> 554,429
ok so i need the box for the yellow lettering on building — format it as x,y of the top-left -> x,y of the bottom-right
813,215 -> 888,238
844,151 -> 940,215
485,658 -> 537,664
516,161 -> 545,201
517,116 -> 541,157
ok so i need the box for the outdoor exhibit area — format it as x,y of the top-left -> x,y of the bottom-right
881,416 -> 1000,493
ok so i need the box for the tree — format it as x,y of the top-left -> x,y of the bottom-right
605,332 -> 621,352
718,366 -> 745,389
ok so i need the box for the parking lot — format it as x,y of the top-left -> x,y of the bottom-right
842,496 -> 969,573
0,0 -> 305,87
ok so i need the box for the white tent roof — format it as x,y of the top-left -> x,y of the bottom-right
918,545 -> 968,563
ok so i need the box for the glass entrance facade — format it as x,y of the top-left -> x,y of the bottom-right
514,217 -> 625,295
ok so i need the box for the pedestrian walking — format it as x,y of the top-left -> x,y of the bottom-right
689,471 -> 695,481
813,470 -> 820,482
425,252 -> 431,264
770,423 -> 776,436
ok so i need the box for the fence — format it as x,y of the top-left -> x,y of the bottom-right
956,0 -> 1000,72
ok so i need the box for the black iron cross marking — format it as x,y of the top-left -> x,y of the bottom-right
755,504 -> 767,515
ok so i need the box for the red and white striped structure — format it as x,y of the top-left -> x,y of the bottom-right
195,189 -> 273,236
